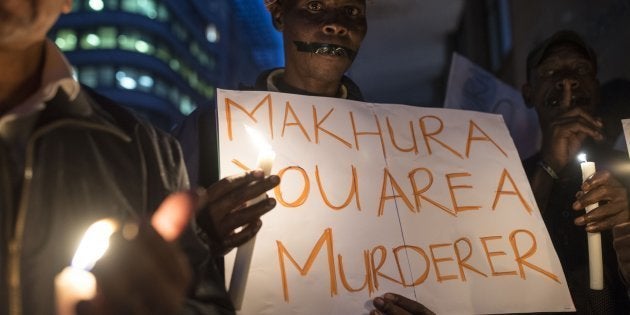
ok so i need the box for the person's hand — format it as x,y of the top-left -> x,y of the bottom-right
371,293 -> 435,315
540,107 -> 603,173
613,222 -> 630,283
77,191 -> 196,315
195,170 -> 280,255
573,170 -> 630,232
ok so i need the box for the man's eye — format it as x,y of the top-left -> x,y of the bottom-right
346,6 -> 361,16
541,69 -> 555,77
306,1 -> 323,11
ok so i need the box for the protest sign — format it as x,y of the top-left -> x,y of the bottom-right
217,89 -> 574,314
445,52 -> 541,160
622,119 -> 630,158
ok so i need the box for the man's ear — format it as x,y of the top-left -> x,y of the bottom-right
522,83 -> 533,108
269,4 -> 284,31
62,0 -> 73,14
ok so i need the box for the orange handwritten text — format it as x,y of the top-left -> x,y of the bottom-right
276,227 -> 560,302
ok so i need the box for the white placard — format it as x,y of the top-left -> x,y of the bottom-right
217,89 -> 574,314
621,119 -> 630,158
445,52 -> 541,160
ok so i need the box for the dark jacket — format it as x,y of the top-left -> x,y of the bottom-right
0,88 -> 231,315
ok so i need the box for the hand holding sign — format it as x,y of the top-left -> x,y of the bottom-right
195,170 -> 280,255
371,293 -> 435,315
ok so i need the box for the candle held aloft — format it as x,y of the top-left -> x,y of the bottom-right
230,126 -> 276,310
55,219 -> 118,315
578,153 -> 603,290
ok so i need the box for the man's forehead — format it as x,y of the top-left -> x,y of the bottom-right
539,42 -> 593,65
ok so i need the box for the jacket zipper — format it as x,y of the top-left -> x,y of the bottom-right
7,119 -> 130,315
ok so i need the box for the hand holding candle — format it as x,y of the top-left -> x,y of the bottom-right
56,193 -> 194,315
229,125 -> 276,310
55,219 -> 118,315
577,153 -> 604,290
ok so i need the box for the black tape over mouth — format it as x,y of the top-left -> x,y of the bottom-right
294,41 -> 357,60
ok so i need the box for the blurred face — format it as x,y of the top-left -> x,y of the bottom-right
274,0 -> 367,82
526,43 -> 600,125
0,0 -> 72,50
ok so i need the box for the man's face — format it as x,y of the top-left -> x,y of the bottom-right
276,0 -> 367,81
525,43 -> 600,125
0,0 -> 72,50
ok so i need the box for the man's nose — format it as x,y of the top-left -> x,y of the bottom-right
323,21 -> 349,36
555,78 -> 580,90
323,11 -> 348,36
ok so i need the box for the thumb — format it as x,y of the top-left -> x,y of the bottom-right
151,191 -> 195,242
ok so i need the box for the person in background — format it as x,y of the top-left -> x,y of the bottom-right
522,30 -> 630,313
0,0 -> 279,314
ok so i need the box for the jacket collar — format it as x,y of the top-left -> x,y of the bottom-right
35,87 -> 131,141
254,68 -> 365,101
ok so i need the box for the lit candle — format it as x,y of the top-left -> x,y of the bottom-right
229,125 -> 275,310
577,153 -> 603,290
55,219 -> 118,315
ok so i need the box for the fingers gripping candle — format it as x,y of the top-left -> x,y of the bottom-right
229,125 -> 276,310
578,153 -> 603,290
55,219 -> 118,315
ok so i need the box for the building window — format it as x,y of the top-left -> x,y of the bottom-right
179,95 -> 196,115
99,66 -> 115,87
137,73 -> 154,92
117,32 -> 137,51
157,4 -> 169,21
88,0 -> 105,11
121,0 -> 139,13
205,24 -> 219,43
79,66 -> 99,87
81,33 -> 101,49
72,1 -> 81,12
155,79 -> 169,99
104,0 -> 119,10
98,27 -> 117,49
55,29 -> 78,51
116,68 -> 138,90
138,0 -> 158,19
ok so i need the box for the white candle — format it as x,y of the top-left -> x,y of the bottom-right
55,267 -> 97,315
229,126 -> 275,310
578,153 -> 603,290
55,219 -> 118,315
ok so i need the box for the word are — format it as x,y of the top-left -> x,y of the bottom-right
232,160 -> 533,217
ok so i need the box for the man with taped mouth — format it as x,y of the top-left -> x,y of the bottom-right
174,0 -> 435,314
258,0 -> 365,100
522,30 -> 630,313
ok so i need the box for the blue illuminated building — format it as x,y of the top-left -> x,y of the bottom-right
50,0 -> 282,130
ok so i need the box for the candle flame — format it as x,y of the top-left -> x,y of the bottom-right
71,219 -> 118,271
577,153 -> 587,163
244,125 -> 272,152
